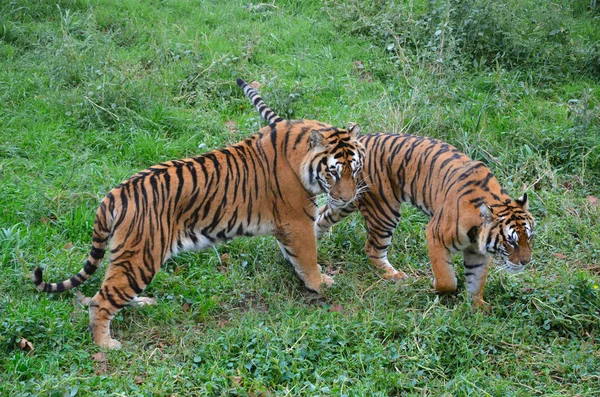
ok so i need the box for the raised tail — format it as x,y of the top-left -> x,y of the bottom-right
34,200 -> 112,293
236,77 -> 284,125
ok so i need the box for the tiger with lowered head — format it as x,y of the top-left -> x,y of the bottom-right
34,78 -> 365,349
316,134 -> 534,307
239,83 -> 534,307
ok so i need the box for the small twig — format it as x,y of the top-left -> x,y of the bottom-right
286,327 -> 308,352
523,168 -> 553,193
84,96 -> 120,121
360,278 -> 384,300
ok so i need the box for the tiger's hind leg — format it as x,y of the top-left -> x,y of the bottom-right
88,254 -> 158,349
463,251 -> 492,309
360,204 -> 407,281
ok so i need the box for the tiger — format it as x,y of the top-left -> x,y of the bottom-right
315,134 -> 534,307
33,78 -> 365,349
237,84 -> 534,307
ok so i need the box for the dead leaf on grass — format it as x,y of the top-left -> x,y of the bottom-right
91,352 -> 104,361
135,375 -> 144,385
250,81 -> 261,90
18,338 -> 34,353
231,375 -> 243,387
91,352 -> 109,375
41,213 -> 58,225
553,253 -> 568,260
587,195 -> 598,207
562,181 -> 573,191
329,304 -> 344,313
218,253 -> 230,274
182,302 -> 191,312
325,265 -> 343,276
220,253 -> 230,265
225,121 -> 237,132
63,242 -> 73,250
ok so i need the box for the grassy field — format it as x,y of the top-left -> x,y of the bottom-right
1,0 -> 599,395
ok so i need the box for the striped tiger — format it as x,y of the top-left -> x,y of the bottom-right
33,80 -> 365,349
237,85 -> 534,307
315,133 -> 534,307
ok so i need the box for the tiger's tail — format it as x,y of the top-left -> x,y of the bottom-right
236,77 -> 284,125
34,200 -> 113,293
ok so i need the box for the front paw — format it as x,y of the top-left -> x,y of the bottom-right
472,296 -> 491,312
320,273 -> 335,288
384,270 -> 408,282
304,273 -> 334,294
432,276 -> 458,294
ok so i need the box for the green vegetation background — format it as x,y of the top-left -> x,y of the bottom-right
1,0 -> 599,395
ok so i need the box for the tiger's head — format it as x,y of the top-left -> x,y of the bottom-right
479,194 -> 535,272
304,124 -> 365,209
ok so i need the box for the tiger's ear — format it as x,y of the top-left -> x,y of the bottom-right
515,193 -> 529,211
348,123 -> 360,138
309,130 -> 328,150
480,204 -> 496,224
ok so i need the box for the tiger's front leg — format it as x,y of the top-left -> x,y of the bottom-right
315,202 -> 358,238
426,222 -> 458,293
276,222 -> 333,293
359,203 -> 407,282
463,251 -> 492,309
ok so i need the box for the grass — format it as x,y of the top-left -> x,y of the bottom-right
1,0 -> 599,395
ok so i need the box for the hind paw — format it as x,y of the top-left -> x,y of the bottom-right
129,297 -> 157,307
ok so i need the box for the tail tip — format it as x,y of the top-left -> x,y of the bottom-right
33,267 -> 44,289
236,77 -> 246,87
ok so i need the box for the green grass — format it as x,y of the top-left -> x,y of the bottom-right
1,0 -> 600,395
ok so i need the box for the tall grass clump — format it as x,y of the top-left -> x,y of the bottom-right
326,0 -> 600,77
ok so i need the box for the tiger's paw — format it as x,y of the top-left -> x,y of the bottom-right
432,276 -> 458,294
98,338 -> 122,350
320,273 -> 335,288
384,270 -> 408,282
129,296 -> 157,307
472,297 -> 492,312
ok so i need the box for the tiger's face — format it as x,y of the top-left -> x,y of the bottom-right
307,124 -> 365,209
480,194 -> 535,272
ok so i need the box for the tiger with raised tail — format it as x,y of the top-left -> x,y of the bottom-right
34,78 -> 365,349
238,83 -> 534,307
